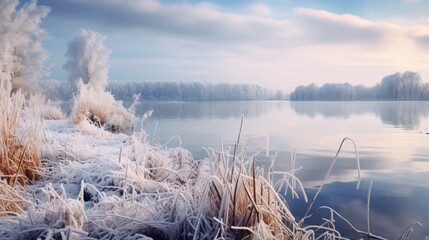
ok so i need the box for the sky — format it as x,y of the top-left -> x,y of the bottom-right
33,0 -> 429,92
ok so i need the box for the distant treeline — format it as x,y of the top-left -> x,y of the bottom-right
290,71 -> 429,100
39,80 -> 287,101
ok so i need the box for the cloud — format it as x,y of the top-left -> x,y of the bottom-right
39,0 -> 429,49
39,0 -> 294,45
415,34 -> 429,46
247,4 -> 273,17
293,8 -> 391,44
35,0 -> 429,90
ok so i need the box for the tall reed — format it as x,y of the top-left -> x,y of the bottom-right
0,80 -> 41,185
0,180 -> 25,217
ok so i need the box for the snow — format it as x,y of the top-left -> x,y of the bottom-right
0,117 -> 218,239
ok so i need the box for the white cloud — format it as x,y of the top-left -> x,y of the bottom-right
293,8 -> 411,46
39,0 -> 429,91
247,4 -> 273,17
40,0 -> 296,45
41,0 -> 429,48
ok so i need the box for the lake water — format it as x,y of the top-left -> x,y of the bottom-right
135,101 -> 429,239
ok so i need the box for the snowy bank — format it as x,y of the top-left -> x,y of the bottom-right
0,119 -> 310,239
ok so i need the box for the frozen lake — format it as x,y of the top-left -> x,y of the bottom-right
135,100 -> 429,239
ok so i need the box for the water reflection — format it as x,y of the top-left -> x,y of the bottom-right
135,101 -> 283,119
64,100 -> 429,131
287,180 -> 429,239
290,101 -> 429,129
133,100 -> 429,238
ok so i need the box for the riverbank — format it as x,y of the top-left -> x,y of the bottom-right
1,119 -> 310,239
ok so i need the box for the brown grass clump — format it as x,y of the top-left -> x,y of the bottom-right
189,118 -> 309,239
72,83 -> 135,134
43,105 -> 65,120
0,80 -> 41,186
196,155 -> 304,240
0,180 -> 25,218
28,94 -> 65,120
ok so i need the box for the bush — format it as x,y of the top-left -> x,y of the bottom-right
72,82 -> 135,134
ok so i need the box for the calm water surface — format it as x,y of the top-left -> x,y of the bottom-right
136,101 -> 429,239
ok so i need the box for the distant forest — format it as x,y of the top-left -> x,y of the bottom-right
40,81 -> 287,101
290,71 -> 429,100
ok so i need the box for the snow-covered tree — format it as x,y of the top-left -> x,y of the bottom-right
65,30 -> 135,134
64,29 -> 110,93
290,71 -> 428,100
0,0 -> 50,93
378,71 -> 423,100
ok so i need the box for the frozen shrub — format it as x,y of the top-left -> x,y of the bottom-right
65,30 -> 136,134
72,82 -> 135,134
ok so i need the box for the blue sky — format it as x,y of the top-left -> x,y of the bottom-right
34,0 -> 429,91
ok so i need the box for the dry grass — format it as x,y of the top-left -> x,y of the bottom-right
0,79 -> 43,219
33,95 -> 66,120
0,180 -> 25,218
26,94 -> 65,120
72,83 -> 135,134
191,147 -> 306,239
43,106 -> 66,120
185,119 -> 308,239
0,80 -> 41,186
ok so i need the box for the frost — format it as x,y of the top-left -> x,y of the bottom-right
64,29 -> 110,94
0,0 -> 50,94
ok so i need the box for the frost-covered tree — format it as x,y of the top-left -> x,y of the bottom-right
64,29 -> 110,93
40,80 -> 279,101
290,71 -> 428,100
378,71 -> 423,100
0,0 -> 50,93
65,30 -> 135,134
